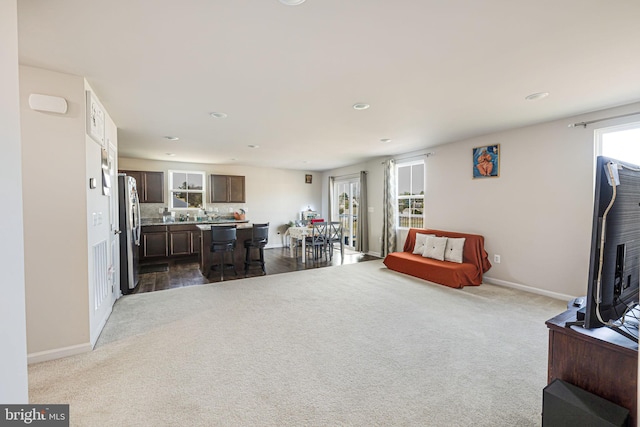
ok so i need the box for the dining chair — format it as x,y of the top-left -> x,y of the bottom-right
305,221 -> 328,261
327,221 -> 343,260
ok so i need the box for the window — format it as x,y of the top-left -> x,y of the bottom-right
168,170 -> 206,209
596,121 -> 640,164
397,160 -> 425,229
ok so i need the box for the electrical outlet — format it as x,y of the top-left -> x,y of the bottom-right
494,254 -> 501,264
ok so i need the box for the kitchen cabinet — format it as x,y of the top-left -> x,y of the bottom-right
120,170 -> 164,203
209,174 -> 245,203
141,225 -> 168,259
141,224 -> 200,261
168,225 -> 200,256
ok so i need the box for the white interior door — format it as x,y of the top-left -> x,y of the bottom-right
87,139 -> 116,347
108,143 -> 120,300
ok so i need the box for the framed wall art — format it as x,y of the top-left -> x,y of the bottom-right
86,90 -> 105,146
473,144 -> 500,178
305,174 -> 312,184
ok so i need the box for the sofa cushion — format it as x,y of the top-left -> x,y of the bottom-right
444,237 -> 466,263
423,236 -> 448,261
412,233 -> 435,255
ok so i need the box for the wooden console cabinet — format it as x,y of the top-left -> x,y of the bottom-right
546,308 -> 637,425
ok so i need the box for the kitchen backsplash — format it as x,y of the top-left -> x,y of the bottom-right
140,203 -> 247,220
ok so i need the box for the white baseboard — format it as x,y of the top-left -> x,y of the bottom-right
368,250 -> 382,258
28,342 -> 93,365
90,305 -> 113,348
483,276 -> 575,302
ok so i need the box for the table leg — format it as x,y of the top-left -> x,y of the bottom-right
301,236 -> 306,263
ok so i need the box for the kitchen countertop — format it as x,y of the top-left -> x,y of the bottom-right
141,218 -> 250,227
195,222 -> 253,230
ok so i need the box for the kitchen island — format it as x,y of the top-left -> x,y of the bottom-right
139,218 -> 249,264
197,223 -> 253,277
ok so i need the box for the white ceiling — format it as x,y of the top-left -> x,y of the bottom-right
17,0 -> 640,171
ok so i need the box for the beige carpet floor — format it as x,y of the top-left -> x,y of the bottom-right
29,260 -> 566,426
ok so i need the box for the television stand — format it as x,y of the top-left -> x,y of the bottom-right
546,307 -> 638,426
566,305 -> 640,342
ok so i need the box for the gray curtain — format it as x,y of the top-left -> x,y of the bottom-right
328,176 -> 335,220
356,171 -> 368,253
381,159 -> 396,257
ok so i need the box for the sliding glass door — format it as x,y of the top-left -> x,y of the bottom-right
333,178 -> 360,249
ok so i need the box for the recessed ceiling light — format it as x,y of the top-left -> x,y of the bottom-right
248,144 -> 260,149
279,0 -> 306,5
380,138 -> 392,143
353,103 -> 370,110
525,92 -> 549,101
166,153 -> 176,156
164,136 -> 179,141
209,112 -> 228,119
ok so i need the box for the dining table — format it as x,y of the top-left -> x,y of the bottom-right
286,226 -> 316,263
286,224 -> 344,263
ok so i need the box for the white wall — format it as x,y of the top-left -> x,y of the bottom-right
0,0 -> 28,403
323,102 -> 640,300
118,158 -> 323,247
20,66 -> 92,360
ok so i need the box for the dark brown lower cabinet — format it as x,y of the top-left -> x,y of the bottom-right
168,225 -> 200,256
141,226 -> 168,258
141,224 -> 200,261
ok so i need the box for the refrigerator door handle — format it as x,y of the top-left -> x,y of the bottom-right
133,191 -> 142,246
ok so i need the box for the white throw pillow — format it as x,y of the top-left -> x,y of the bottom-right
422,236 -> 448,261
444,237 -> 466,263
412,233 -> 435,254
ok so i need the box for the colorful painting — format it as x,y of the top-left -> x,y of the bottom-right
473,144 -> 500,178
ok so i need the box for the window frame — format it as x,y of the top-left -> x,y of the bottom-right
168,170 -> 206,210
396,160 -> 425,230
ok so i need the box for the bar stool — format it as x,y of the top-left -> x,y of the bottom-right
208,225 -> 237,281
244,223 -> 269,275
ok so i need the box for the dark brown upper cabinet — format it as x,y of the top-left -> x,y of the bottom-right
120,170 -> 164,203
209,174 -> 245,203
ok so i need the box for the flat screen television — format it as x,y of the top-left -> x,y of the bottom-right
583,155 -> 640,340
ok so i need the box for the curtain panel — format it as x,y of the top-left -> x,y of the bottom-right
381,159 -> 396,257
356,171 -> 368,253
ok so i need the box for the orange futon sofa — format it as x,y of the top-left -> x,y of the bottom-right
383,228 -> 492,289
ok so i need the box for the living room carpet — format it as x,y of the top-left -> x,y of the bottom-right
28,260 -> 566,426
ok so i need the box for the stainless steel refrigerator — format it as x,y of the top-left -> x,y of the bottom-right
118,173 -> 141,294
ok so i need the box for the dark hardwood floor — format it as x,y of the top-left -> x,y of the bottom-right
133,247 -> 380,294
